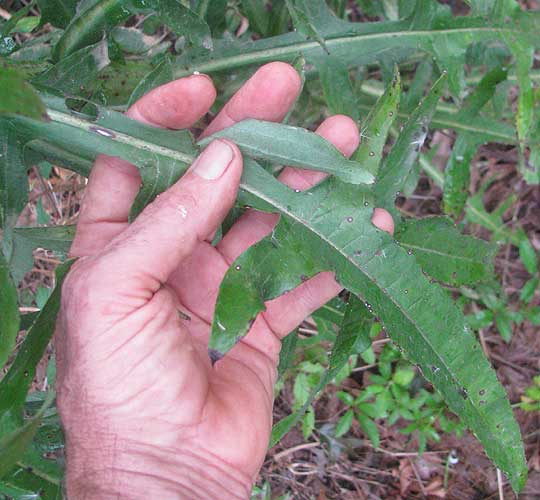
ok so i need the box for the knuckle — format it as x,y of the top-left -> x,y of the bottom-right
138,189 -> 199,227
298,279 -> 319,309
155,190 -> 198,215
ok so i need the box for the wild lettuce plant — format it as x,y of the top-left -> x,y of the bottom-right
1,0 -> 539,495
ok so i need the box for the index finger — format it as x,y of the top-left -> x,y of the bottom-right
201,62 -> 302,138
71,75 -> 217,257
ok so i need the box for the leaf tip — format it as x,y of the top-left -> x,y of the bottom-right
208,348 -> 224,366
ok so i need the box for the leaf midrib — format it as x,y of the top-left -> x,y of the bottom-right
243,177 -> 505,461
16,460 -> 60,485
46,109 -> 195,164
173,25 -> 518,78
240,179 -> 462,399
399,241 -> 486,262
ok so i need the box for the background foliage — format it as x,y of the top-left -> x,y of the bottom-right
1,0 -> 540,498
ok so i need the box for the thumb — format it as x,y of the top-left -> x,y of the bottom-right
100,139 -> 242,289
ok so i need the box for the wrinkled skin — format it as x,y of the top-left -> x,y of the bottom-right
56,62 -> 394,499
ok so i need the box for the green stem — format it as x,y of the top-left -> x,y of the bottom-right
419,155 -> 444,187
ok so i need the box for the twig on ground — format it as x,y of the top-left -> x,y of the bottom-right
274,441 -> 321,461
409,458 -> 427,499
0,7 -> 11,19
496,468 -> 504,500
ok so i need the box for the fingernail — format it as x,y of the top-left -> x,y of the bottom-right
191,140 -> 233,180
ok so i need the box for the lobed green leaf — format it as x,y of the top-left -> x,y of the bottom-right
375,73 -> 446,215
0,68 -> 46,121
52,0 -> 133,61
202,119 -> 375,185
212,162 -> 526,491
313,54 -> 358,120
394,216 -> 496,286
32,40 -> 111,95
35,0 -> 77,29
128,56 -> 173,108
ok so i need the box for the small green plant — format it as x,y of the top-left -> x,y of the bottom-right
520,376 -> 540,413
1,0 -> 539,496
286,330 -> 464,455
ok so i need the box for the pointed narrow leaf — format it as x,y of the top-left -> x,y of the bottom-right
12,225 -> 75,254
128,56 -> 173,108
285,0 -> 329,52
402,60 -> 432,112
443,68 -> 508,216
503,36 -> 540,183
32,40 -> 110,95
0,254 -> 19,370
335,409 -> 354,437
358,413 -> 380,448
375,73 -> 446,213
0,69 -> 46,121
0,261 -> 74,419
443,135 -> 476,218
336,295 -> 372,356
112,26 -> 166,55
214,163 -> 526,491
465,190 -> 525,245
24,140 -> 93,178
277,330 -> 298,377
270,291 -> 373,446
313,54 -> 358,120
457,66 -> 508,119
0,122 -> 28,258
0,393 -> 54,478
395,216 -> 496,286
519,239 -> 538,275
150,0 -> 212,50
36,0 -> 77,28
52,0 -> 133,61
8,225 -> 75,283
352,70 -> 400,176
202,120 -> 374,185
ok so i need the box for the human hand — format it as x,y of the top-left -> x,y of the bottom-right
56,62 -> 394,499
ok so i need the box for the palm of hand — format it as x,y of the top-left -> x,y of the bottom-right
56,62 -> 393,497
